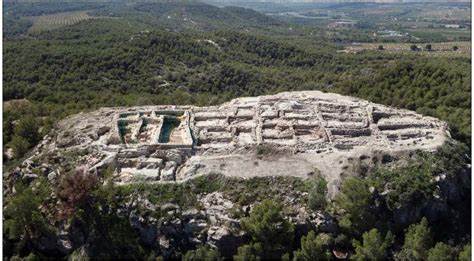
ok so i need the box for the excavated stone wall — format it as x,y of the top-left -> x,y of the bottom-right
28,91 -> 449,194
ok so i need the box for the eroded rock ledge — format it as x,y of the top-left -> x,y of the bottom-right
24,91 -> 449,195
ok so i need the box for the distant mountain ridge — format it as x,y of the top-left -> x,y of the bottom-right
205,0 -> 470,4
4,0 -> 286,35
129,1 -> 283,29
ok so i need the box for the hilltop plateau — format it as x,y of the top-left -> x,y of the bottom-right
5,91 -> 470,260
12,91 -> 449,191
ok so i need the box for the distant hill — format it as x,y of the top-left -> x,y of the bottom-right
205,0 -> 470,4
126,1 -> 283,30
4,1 -> 286,37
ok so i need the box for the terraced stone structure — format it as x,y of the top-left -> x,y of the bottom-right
35,91 -> 449,194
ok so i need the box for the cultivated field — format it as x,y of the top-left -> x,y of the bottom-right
28,11 -> 95,33
343,41 -> 471,57
417,8 -> 471,21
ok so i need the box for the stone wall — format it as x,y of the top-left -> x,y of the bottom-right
26,91 -> 449,185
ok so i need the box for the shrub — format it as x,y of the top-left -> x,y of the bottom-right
4,179 -> 52,255
281,252 -> 290,261
241,200 -> 294,259
334,233 -> 351,250
427,242 -> 455,261
76,175 -> 146,259
56,166 -> 99,219
334,177 -> 375,236
458,243 -> 471,261
9,136 -> 31,158
352,228 -> 394,261
183,245 -> 221,261
255,144 -> 273,156
369,161 -> 435,210
14,116 -> 41,146
398,217 -> 433,260
234,243 -> 262,261
293,231 -> 332,261
307,176 -> 328,211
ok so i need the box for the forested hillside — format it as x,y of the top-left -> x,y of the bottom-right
4,0 -> 287,37
4,18 -> 470,165
2,1 -> 471,260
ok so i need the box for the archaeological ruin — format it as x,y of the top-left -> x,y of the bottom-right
30,91 -> 450,195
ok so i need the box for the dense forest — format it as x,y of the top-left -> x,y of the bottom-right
2,1 -> 471,260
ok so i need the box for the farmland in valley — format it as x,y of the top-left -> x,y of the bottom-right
28,11 -> 96,33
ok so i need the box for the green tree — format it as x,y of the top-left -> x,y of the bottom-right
351,228 -> 394,261
24,252 -> 41,261
370,161 -> 435,211
234,243 -> 262,261
410,44 -> 419,51
427,242 -> 455,261
425,44 -> 432,51
293,231 -> 332,261
9,136 -> 31,158
334,177 -> 375,236
458,243 -> 471,261
14,116 -> 41,145
241,200 -> 294,259
3,179 -> 52,255
85,182 -> 146,259
398,217 -> 433,260
307,176 -> 328,211
3,112 -> 14,145
183,245 -> 221,261
452,46 -> 459,51
378,45 -> 384,50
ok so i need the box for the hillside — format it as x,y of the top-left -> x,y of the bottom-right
3,91 -> 470,259
2,1 -> 471,260
206,0 -> 471,3
4,18 -> 470,163
3,1 -> 286,37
